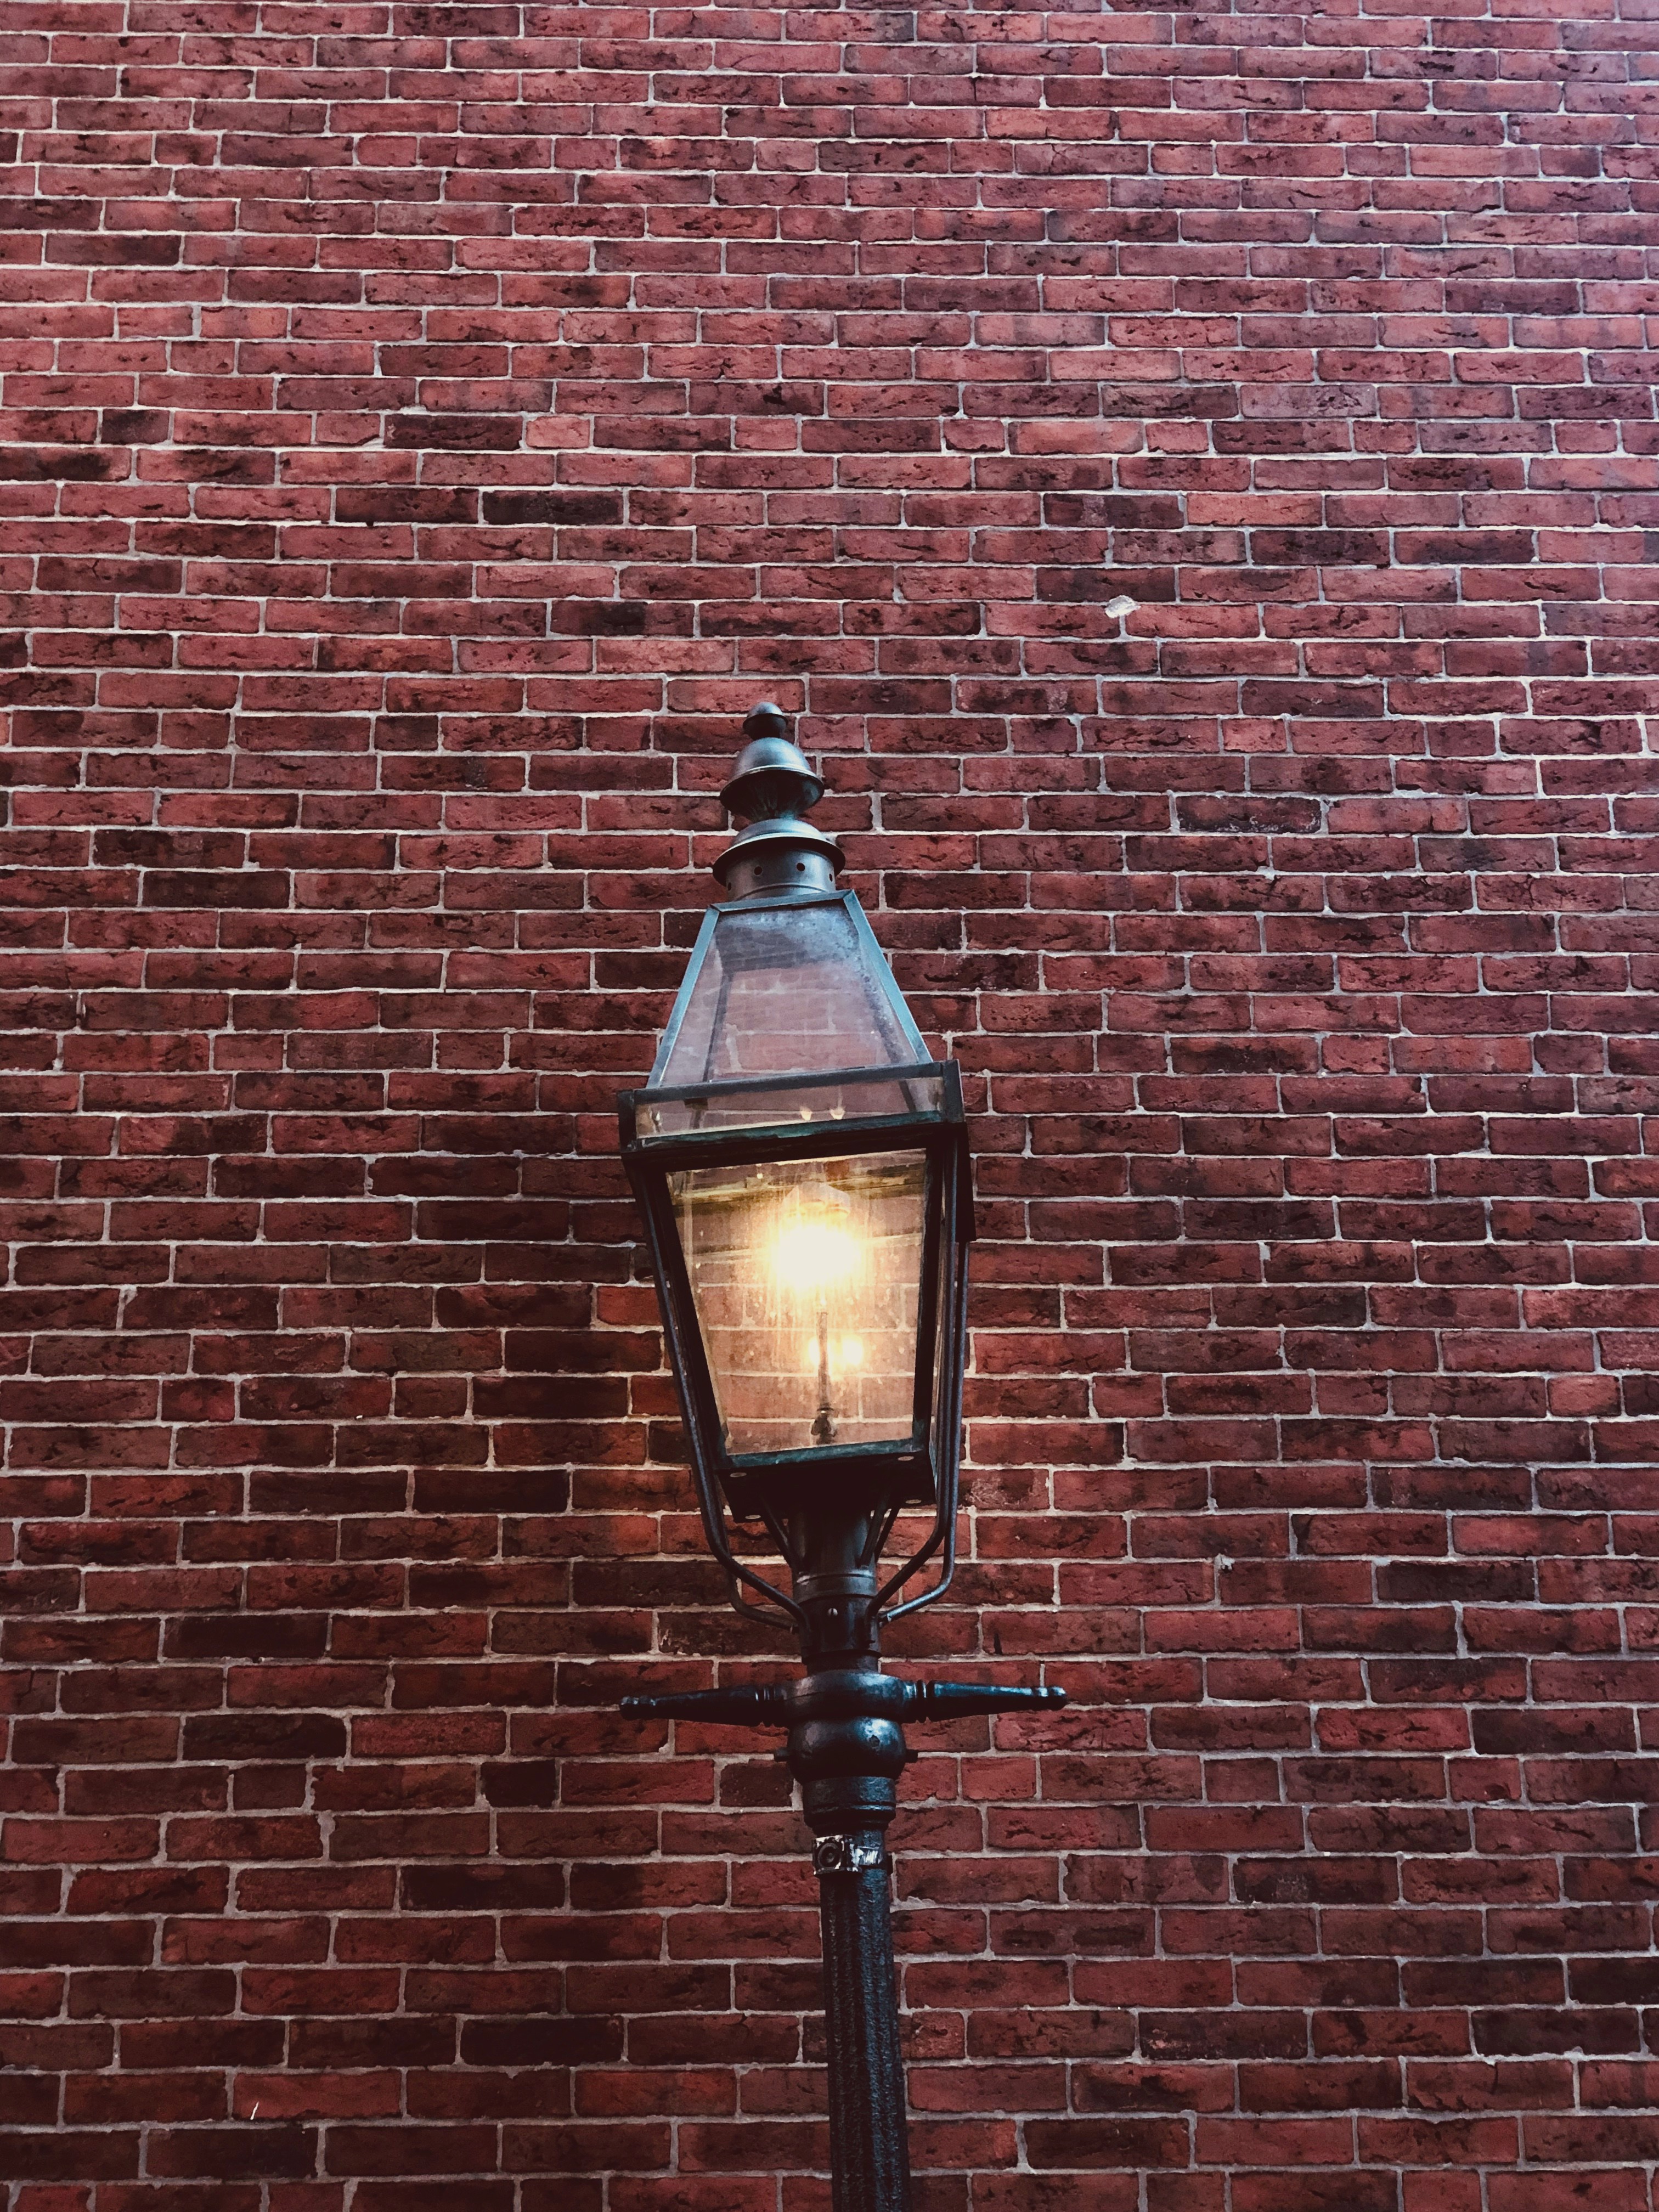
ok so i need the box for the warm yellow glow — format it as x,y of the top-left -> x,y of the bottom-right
772,1212 -> 864,1300
669,1148 -> 926,1457
799,1334 -> 864,1372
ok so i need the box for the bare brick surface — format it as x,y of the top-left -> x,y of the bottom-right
2,0 -> 1657,2203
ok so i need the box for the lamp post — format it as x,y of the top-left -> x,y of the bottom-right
618,703 -> 1065,2212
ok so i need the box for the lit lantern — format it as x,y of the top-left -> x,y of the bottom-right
617,703 -> 971,1658
618,705 -> 1064,2212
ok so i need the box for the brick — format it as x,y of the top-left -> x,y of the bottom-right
0,4 -> 1646,2205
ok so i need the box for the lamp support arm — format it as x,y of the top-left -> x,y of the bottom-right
621,1677 -> 1066,1727
619,1684 -> 791,1725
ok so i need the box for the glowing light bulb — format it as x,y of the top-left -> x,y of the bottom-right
772,1213 -> 861,1299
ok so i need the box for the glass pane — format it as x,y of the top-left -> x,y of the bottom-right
657,901 -> 922,1092
640,1069 -> 945,1139
670,1148 -> 928,1459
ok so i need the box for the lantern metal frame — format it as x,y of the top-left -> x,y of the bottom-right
618,988 -> 973,1639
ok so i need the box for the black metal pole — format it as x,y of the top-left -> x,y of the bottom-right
623,1667 -> 1065,2211
814,1819 -> 910,2212
785,1533 -> 912,2208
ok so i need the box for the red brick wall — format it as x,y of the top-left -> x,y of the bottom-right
3,0 -> 1656,2204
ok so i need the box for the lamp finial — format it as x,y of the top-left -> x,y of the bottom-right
714,701 -> 843,899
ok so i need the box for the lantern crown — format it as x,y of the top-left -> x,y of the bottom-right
720,701 -> 823,821
713,701 -> 843,901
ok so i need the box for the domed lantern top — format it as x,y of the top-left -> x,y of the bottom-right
617,704 -> 972,1656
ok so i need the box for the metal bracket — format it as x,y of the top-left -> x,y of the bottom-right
812,1833 -> 890,1878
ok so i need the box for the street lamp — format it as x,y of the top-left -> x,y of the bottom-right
618,704 -> 1064,2212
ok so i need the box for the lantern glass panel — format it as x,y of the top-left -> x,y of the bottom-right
657,901 -> 920,1094
669,1148 -> 929,1459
